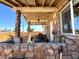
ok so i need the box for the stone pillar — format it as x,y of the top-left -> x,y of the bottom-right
15,10 -> 21,37
50,21 -> 54,42
27,21 -> 31,43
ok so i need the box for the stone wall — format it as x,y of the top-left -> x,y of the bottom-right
62,38 -> 79,59
0,41 -> 79,59
0,43 -> 60,59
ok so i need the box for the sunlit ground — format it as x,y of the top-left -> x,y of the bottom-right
0,32 -> 15,42
0,31 -> 43,42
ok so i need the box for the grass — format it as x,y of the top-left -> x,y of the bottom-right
0,32 -> 15,42
0,31 -> 42,42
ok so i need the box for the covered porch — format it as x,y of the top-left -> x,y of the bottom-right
0,0 -> 69,43
0,0 -> 79,59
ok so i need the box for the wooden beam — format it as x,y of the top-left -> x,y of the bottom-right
16,0 -> 26,6
12,0 -> 22,6
49,0 -> 55,7
0,0 -> 15,7
42,0 -> 46,7
30,22 -> 48,25
13,7 -> 57,12
15,10 -> 21,37
24,0 -> 29,7
57,0 -> 69,11
34,0 -> 37,6
5,0 -> 20,6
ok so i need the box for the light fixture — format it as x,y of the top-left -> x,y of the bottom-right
37,18 -> 40,22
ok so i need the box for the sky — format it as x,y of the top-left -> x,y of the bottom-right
0,3 -> 43,32
74,16 -> 79,30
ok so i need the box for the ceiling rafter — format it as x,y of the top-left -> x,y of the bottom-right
42,0 -> 46,7
12,0 -> 22,6
24,0 -> 29,7
0,0 -> 15,7
49,0 -> 55,7
34,0 -> 37,6
57,0 -> 69,11
5,0 -> 21,6
16,0 -> 26,6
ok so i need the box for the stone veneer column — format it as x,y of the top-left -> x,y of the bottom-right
50,21 -> 54,42
15,10 -> 21,37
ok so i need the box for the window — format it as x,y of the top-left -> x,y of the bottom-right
60,3 -> 72,33
60,1 -> 79,35
73,3 -> 79,34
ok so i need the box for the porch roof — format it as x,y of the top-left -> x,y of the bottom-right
0,0 -> 69,25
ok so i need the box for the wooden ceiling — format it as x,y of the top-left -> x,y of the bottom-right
0,0 -> 69,25
0,0 -> 61,7
23,12 -> 52,25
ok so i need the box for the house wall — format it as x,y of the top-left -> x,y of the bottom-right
48,12 -> 61,42
48,1 -> 79,59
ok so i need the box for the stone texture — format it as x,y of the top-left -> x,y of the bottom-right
46,56 -> 55,59
4,48 -> 12,55
28,44 -> 34,52
52,44 -> 60,50
46,48 -> 54,56
67,44 -> 77,51
25,51 -> 33,57
12,43 -> 20,51
54,49 -> 58,55
63,47 -> 72,56
12,51 -> 25,58
72,51 -> 79,59
6,53 -> 12,59
75,39 -> 79,45
20,43 -> 28,52
0,46 -> 3,53
55,54 -> 59,59
62,45 -> 68,56
0,42 -> 78,59
34,47 -> 45,59
0,56 -> 5,59
65,39 -> 74,44
63,56 -> 72,59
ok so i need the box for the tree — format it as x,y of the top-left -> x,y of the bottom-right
30,28 -> 34,32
